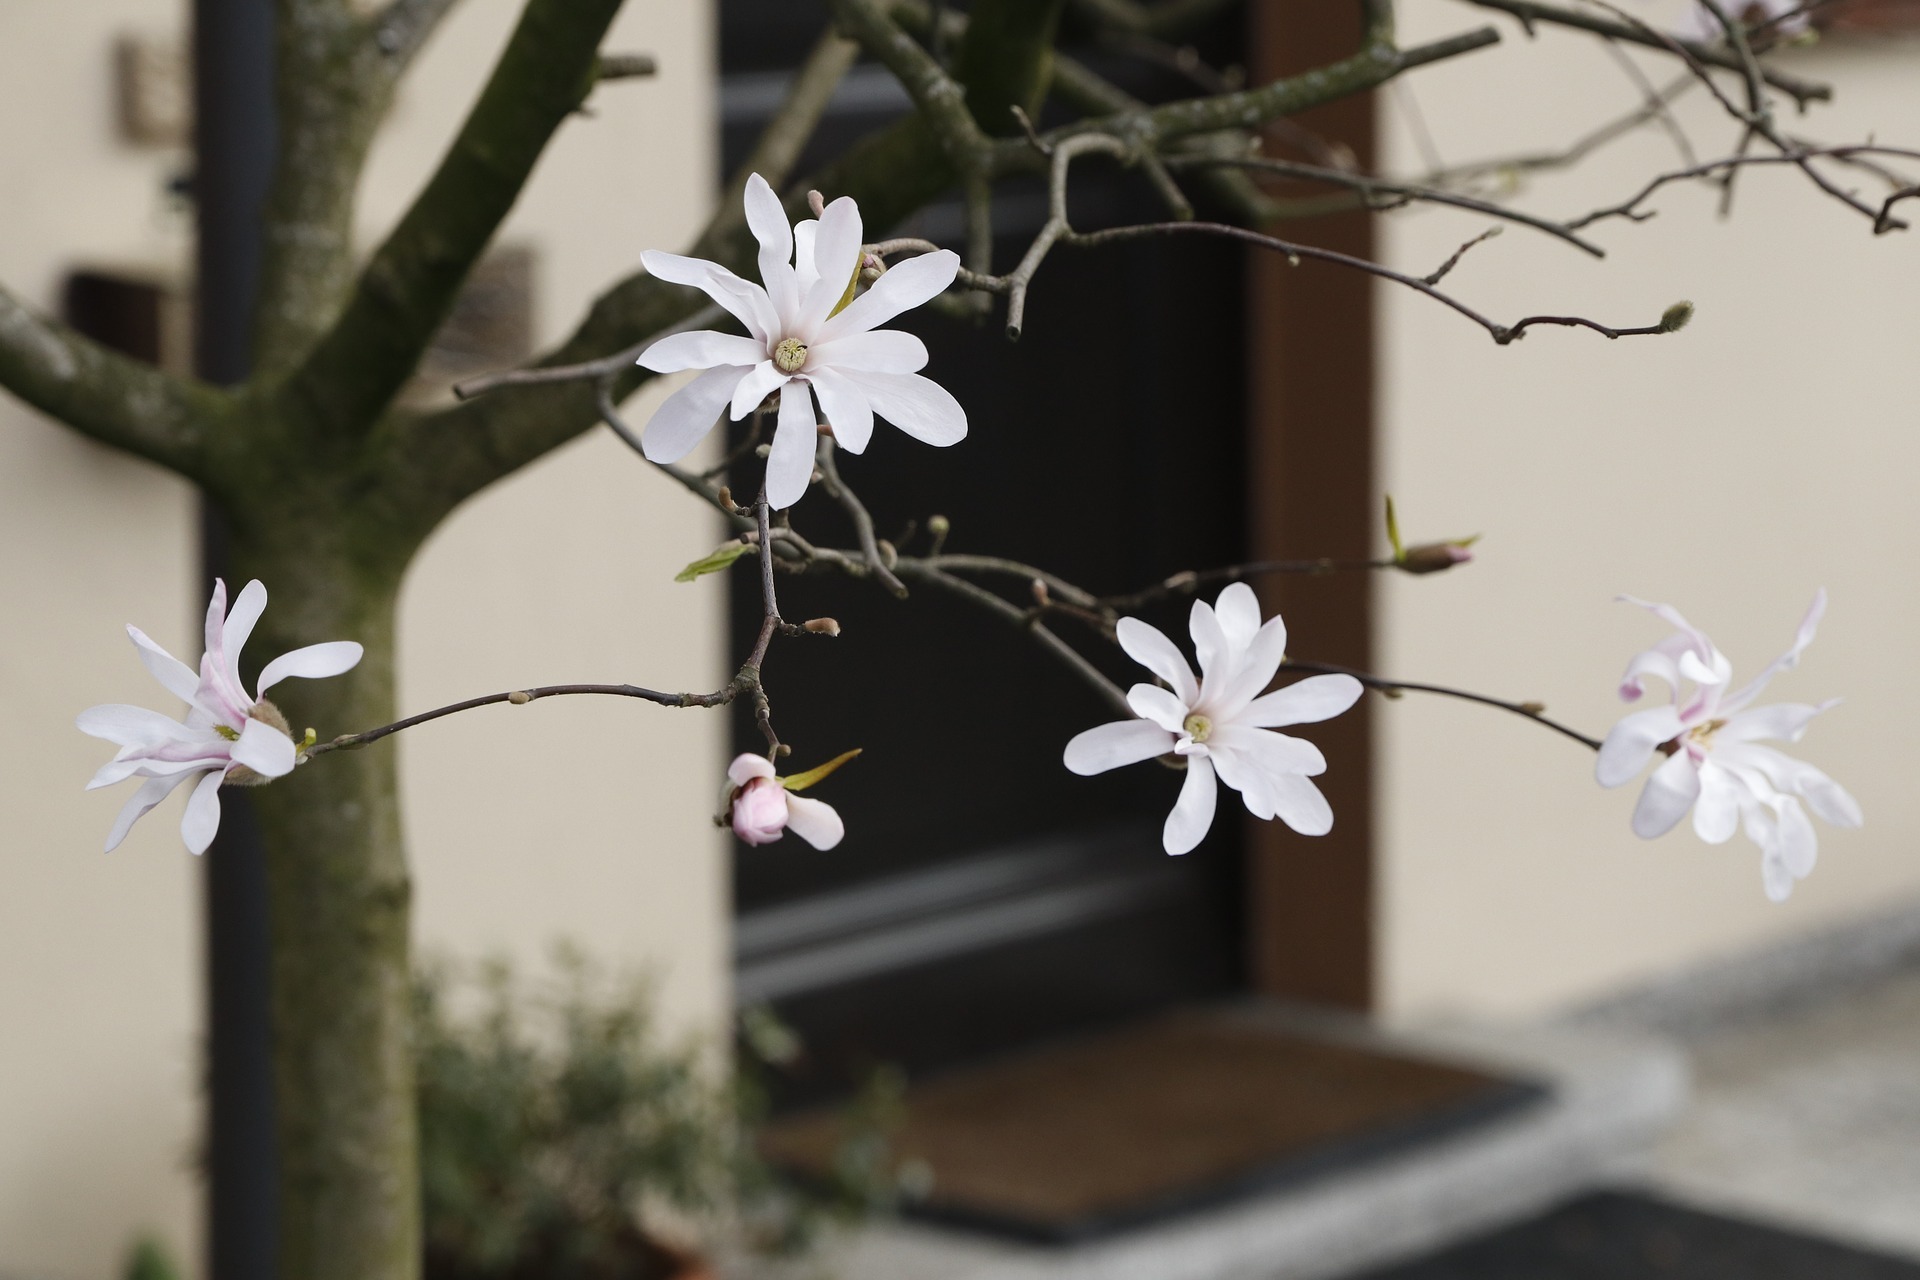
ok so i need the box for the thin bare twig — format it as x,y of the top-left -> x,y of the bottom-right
1281,659 -> 1604,751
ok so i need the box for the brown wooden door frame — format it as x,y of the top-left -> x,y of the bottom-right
1245,1 -> 1378,1010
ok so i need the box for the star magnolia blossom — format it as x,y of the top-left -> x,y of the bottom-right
727,754 -> 845,850
1596,591 -> 1862,901
1063,584 -> 1364,855
77,579 -> 364,855
636,173 -> 966,510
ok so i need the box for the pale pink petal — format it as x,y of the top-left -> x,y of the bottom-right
783,793 -> 845,850
1126,683 -> 1189,732
729,361 -> 788,422
835,370 -> 965,446
104,771 -> 196,853
257,642 -> 362,696
1115,618 -> 1199,705
808,367 -> 874,454
126,626 -> 199,703
817,250 -> 960,343
797,196 -> 864,336
202,578 -> 228,663
1719,701 -> 1828,745
1240,675 -> 1363,729
641,365 -> 748,464
1721,589 -> 1828,715
637,330 -> 768,373
1063,719 -> 1175,775
808,330 -> 929,375
181,769 -> 226,855
728,753 -> 778,786
229,718 -> 297,779
221,581 -> 269,683
1631,750 -> 1700,838
764,382 -> 820,510
1596,705 -> 1685,788
641,250 -> 778,343
1163,755 -> 1217,855
743,173 -> 801,327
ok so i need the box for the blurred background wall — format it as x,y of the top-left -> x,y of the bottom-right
0,0 -> 725,1273
1377,1 -> 1920,1019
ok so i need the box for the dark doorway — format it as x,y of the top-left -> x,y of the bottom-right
720,2 -> 1256,1107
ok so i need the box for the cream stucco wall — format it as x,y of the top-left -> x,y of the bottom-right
1377,4 -> 1920,1018
0,1 -> 724,1275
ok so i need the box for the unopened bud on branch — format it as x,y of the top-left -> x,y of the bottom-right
508,690 -> 532,705
1660,300 -> 1695,333
1396,541 -> 1476,575
803,617 -> 842,636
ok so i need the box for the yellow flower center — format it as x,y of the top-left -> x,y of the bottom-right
773,338 -> 808,373
1688,717 -> 1727,748
1183,713 -> 1213,743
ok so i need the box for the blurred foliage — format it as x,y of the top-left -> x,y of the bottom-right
121,1237 -> 182,1280
416,945 -> 905,1278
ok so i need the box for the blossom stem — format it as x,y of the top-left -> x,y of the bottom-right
1281,659 -> 1605,752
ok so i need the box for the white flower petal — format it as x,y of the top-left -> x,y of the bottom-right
127,626 -> 199,704
181,769 -> 226,855
637,330 -> 768,374
1163,755 -> 1217,855
808,366 -> 874,454
798,196 -> 864,336
1211,616 -> 1289,718
1268,772 -> 1335,836
1719,702 -> 1827,745
77,703 -> 198,746
729,754 -> 777,786
221,581 -> 269,673
1631,750 -> 1700,838
783,793 -> 845,850
1126,683 -> 1189,732
1115,618 -> 1198,705
764,383 -> 820,510
640,250 -> 779,343
257,641 -> 362,696
1213,583 -> 1265,651
1240,675 -> 1363,729
1188,599 -> 1230,691
1596,705 -> 1685,788
230,718 -> 297,779
1063,720 -> 1175,775
817,250 -> 960,343
729,361 -> 788,422
641,365 -> 749,464
104,771 -> 196,853
1209,724 -> 1327,777
744,173 -> 801,327
836,370 -> 965,446
808,330 -> 929,375
1775,797 -> 1819,879
1692,761 -> 1742,844
793,219 -> 820,294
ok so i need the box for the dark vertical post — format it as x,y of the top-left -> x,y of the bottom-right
1244,1 -> 1378,1009
194,1 -> 280,1274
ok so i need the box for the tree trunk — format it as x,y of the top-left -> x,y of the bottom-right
232,520 -> 419,1280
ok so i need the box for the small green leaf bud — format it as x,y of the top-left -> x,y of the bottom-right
1660,300 -> 1695,333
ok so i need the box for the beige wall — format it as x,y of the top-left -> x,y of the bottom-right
0,1 -> 723,1275
1377,4 -> 1920,1018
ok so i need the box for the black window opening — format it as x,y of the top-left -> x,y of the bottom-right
721,1 -> 1253,1109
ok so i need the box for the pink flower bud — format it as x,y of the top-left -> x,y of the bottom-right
730,775 -> 790,845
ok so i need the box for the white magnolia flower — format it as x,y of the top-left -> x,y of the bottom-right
77,579 -> 364,855
1063,584 -> 1364,855
727,753 -> 845,850
1596,591 -> 1862,901
636,173 -> 966,510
